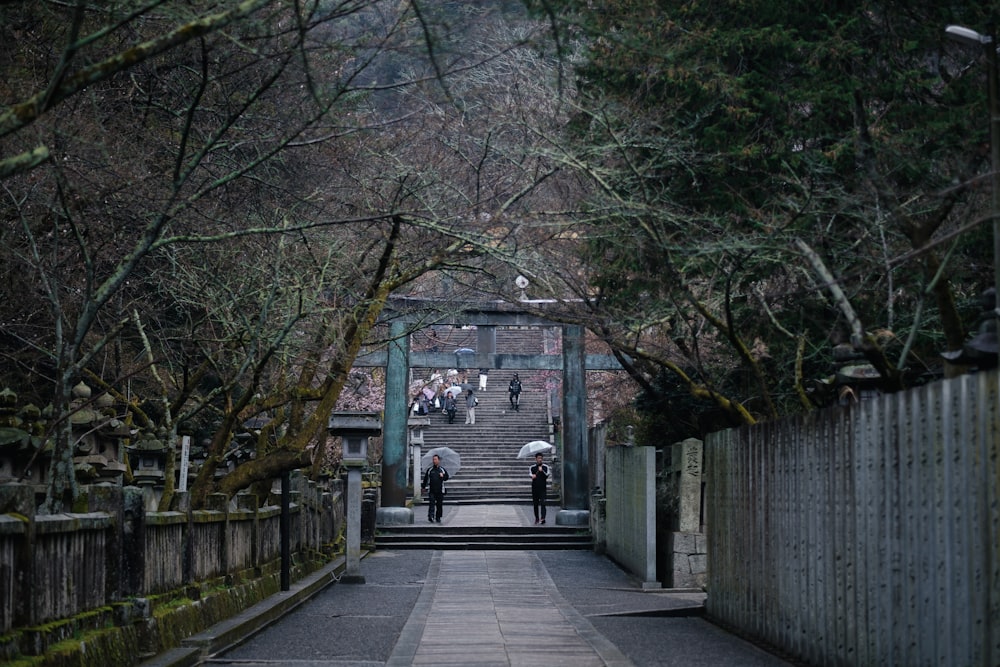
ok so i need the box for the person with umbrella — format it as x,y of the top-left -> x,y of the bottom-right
421,453 -> 450,522
529,452 -> 550,524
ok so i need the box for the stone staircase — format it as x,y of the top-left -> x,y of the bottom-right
416,367 -> 553,503
375,524 -> 593,550
408,326 -> 557,503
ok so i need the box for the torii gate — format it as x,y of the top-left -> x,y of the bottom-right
353,297 -> 622,526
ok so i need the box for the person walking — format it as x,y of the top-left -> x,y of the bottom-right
443,393 -> 457,423
478,367 -> 489,391
421,454 -> 449,522
464,389 -> 478,425
530,452 -> 550,524
508,373 -> 522,411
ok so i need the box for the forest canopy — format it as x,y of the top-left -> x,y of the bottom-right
1,0 -> 996,509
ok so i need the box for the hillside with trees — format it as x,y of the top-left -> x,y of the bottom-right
517,0 -> 998,440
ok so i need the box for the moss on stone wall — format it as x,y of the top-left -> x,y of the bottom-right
13,621 -> 143,667
4,556 -> 331,666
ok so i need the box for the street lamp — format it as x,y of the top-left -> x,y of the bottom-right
946,24 -> 1000,335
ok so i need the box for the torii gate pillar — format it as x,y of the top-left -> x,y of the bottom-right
556,324 -> 590,525
376,319 -> 413,525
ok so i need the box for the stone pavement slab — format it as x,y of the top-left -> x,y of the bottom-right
388,551 -> 630,666
436,503 -> 533,527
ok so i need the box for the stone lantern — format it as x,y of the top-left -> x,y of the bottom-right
831,343 -> 882,404
0,388 -> 41,484
328,411 -> 382,583
127,432 -> 168,510
69,382 -> 103,482
74,390 -> 129,484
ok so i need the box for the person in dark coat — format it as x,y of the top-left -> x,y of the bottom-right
530,452 -> 550,524
444,394 -> 457,423
508,374 -> 522,411
421,454 -> 450,522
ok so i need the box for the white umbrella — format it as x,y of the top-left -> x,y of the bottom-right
421,446 -> 461,475
443,385 -> 463,398
518,440 -> 554,459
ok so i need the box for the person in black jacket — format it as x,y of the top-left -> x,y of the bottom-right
508,374 -> 522,411
530,453 -> 550,524
421,454 -> 450,522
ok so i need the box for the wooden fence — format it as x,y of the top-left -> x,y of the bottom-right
0,474 -> 344,639
706,369 -> 1000,667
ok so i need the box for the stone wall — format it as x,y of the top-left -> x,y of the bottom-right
659,438 -> 707,589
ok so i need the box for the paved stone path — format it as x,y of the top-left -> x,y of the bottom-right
387,505 -> 627,665
184,504 -> 793,667
388,550 -> 630,666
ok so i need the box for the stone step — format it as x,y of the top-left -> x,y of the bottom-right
375,526 -> 591,550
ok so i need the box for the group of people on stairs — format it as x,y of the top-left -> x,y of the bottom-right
410,371 -> 524,423
416,371 -> 545,524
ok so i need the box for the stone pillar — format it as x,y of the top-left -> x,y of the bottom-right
590,488 -> 606,555
668,438 -> 706,588
408,416 -> 428,504
412,446 -> 422,503
476,325 -> 496,363
557,324 -> 589,525
378,320 -> 413,525
673,438 -> 703,532
382,319 -> 409,507
343,465 -> 364,583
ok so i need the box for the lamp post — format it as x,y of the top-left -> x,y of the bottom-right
329,411 -> 382,584
946,24 -> 1000,336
